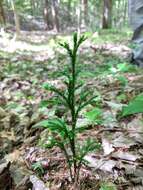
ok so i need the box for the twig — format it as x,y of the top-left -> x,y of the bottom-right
96,128 -> 143,135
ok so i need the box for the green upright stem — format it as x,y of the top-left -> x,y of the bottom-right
62,145 -> 73,181
59,34 -> 86,183
70,49 -> 78,180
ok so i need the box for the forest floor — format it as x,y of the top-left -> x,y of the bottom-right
1,29 -> 143,190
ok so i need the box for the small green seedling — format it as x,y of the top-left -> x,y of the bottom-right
35,33 -> 100,186
85,107 -> 103,125
32,162 -> 45,177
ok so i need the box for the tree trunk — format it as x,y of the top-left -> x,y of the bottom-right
117,0 -> 121,28
67,0 -> 72,23
51,0 -> 59,32
83,0 -> 88,26
0,0 -> 5,25
11,0 -> 20,37
77,0 -> 81,35
102,0 -> 112,29
31,0 -> 35,16
44,0 -> 52,30
123,0 -> 127,25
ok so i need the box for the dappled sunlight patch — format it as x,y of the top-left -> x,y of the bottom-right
91,43 -> 132,59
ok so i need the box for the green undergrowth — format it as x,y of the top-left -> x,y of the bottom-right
92,28 -> 132,44
0,28 -> 135,82
1,29 -> 143,190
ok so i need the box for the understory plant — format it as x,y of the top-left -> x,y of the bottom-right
36,33 -> 100,187
32,161 -> 45,177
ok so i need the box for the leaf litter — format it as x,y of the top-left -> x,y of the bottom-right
0,31 -> 143,189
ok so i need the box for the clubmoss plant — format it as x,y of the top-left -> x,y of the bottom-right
35,33 -> 100,187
